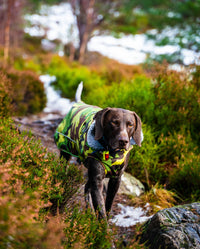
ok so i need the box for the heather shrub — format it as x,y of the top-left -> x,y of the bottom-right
64,207 -> 113,249
0,118 -> 51,247
1,118 -> 83,212
0,117 -> 118,248
0,118 -> 84,247
169,152 -> 200,201
157,130 -> 196,166
85,75 -> 155,124
192,65 -> 200,90
159,131 -> 200,201
46,156 -> 83,215
128,123 -> 200,200
151,64 -> 200,143
105,75 -> 155,123
99,60 -> 143,83
47,54 -> 70,75
52,66 -> 103,100
127,125 -> 164,188
129,125 -> 200,201
85,84 -> 111,107
0,68 -> 46,116
0,72 -> 12,117
8,69 -> 46,115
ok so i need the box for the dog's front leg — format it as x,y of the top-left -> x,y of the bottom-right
105,177 -> 121,216
86,158 -> 107,220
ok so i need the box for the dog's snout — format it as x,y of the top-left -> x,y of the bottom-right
118,130 -> 129,149
119,139 -> 128,147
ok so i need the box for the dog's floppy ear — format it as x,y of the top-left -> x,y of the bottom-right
94,108 -> 111,140
131,112 -> 143,147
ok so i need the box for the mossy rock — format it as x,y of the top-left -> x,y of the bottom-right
140,202 -> 200,249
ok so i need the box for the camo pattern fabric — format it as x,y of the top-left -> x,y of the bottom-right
54,102 -> 133,177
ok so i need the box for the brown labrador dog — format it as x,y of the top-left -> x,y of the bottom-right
54,82 -> 143,220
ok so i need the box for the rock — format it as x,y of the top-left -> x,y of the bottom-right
140,202 -> 200,249
118,172 -> 145,197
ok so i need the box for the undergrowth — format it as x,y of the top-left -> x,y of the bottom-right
132,183 -> 178,214
0,67 -> 46,116
64,208 -> 112,249
0,118 -> 117,248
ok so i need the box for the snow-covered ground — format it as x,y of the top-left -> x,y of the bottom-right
39,74 -> 74,116
88,33 -> 200,66
111,203 -> 152,227
25,3 -> 79,47
25,2 -> 200,66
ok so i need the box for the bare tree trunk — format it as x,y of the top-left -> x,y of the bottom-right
4,0 -> 12,63
78,28 -> 89,63
77,0 -> 95,63
69,42 -> 75,61
70,0 -> 110,63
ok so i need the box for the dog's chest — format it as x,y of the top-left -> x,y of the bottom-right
90,148 -> 132,177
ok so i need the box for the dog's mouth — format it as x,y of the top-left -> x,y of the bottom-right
110,142 -> 130,152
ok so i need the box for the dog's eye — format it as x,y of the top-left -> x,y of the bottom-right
111,120 -> 120,126
127,122 -> 134,128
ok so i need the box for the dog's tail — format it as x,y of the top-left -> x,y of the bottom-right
75,81 -> 83,102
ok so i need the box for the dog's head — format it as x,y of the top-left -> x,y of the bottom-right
94,108 -> 143,151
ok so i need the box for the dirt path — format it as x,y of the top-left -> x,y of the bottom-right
14,114 -> 61,154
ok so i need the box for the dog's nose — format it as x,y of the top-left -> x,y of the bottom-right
119,139 -> 128,148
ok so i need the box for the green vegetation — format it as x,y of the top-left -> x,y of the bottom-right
47,55 -> 105,99
46,55 -> 200,203
106,0 -> 200,33
0,1 -> 200,246
64,208 -> 112,248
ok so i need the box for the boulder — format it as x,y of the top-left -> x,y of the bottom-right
140,202 -> 200,249
118,172 -> 145,197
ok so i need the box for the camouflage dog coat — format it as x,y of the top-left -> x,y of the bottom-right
54,102 -> 132,177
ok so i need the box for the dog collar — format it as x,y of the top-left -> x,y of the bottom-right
90,145 -> 133,177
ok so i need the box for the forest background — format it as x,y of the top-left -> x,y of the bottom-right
0,0 -> 200,248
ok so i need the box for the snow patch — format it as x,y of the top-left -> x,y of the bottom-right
24,3 -> 79,47
39,75 -> 73,115
25,3 -> 200,66
111,203 -> 152,227
88,35 -> 147,65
